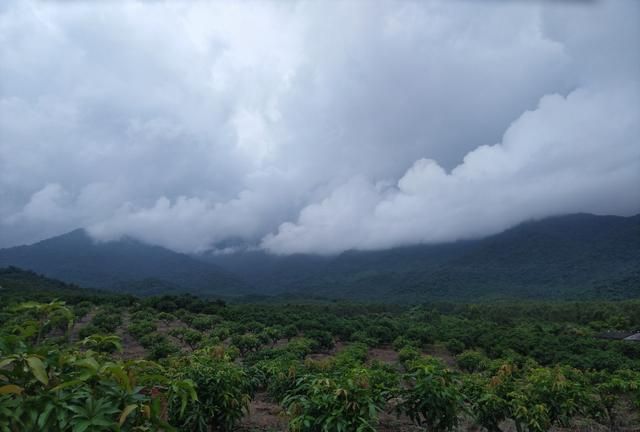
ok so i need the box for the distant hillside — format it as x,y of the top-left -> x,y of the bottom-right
1,214 -> 637,302
0,266 -> 87,294
0,230 -> 252,297
203,214 -> 640,302
0,266 -> 112,302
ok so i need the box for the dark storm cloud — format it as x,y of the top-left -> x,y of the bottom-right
0,0 -> 638,253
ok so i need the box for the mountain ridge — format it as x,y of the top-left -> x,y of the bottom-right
0,213 -> 638,301
201,213 -> 640,301
0,229 -> 251,297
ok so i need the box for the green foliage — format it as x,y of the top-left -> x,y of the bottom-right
398,345 -> 420,365
168,349 -> 252,431
169,327 -> 203,350
588,369 -> 640,429
283,368 -> 389,432
127,320 -> 156,339
91,308 -> 121,333
510,366 -> 592,432
0,329 -> 195,432
305,330 -> 334,351
231,333 -> 261,357
445,338 -> 465,355
14,300 -> 74,344
81,334 -> 122,353
456,350 -> 488,373
190,315 -> 219,331
398,357 -> 462,432
2,292 -> 640,432
138,333 -> 178,360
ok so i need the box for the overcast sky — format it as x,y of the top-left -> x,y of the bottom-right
1,0 -> 638,254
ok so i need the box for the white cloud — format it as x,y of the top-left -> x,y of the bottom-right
0,0 -> 638,253
263,85 -> 640,254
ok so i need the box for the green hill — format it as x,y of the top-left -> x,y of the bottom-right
1,214 -> 637,302
204,214 -> 640,302
0,266 -> 117,303
0,229 -> 252,297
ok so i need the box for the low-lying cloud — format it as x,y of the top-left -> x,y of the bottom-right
263,85 -> 640,254
1,0 -> 638,254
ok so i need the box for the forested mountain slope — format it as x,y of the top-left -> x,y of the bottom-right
0,229 -> 251,297
204,214 -> 640,301
1,214 -> 637,301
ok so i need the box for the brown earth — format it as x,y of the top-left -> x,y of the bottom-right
68,308 -> 96,343
115,312 -> 147,360
156,319 -> 192,351
305,341 -> 348,362
237,392 -> 288,432
423,343 -> 457,369
368,345 -> 400,365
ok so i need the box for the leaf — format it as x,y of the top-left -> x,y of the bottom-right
75,358 -> 99,372
37,403 -> 55,429
50,379 -> 84,392
0,358 -> 16,369
119,404 -> 137,426
72,419 -> 91,432
26,356 -> 48,385
0,384 -> 23,395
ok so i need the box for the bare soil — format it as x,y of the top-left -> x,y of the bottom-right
423,343 -> 457,369
156,319 -> 192,351
237,392 -> 288,432
368,345 -> 400,365
305,341 -> 347,362
115,313 -> 147,360
68,308 -> 96,342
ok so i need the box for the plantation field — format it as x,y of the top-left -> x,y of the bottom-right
1,287 -> 639,431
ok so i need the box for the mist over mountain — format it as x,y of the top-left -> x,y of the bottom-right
202,213 -> 640,301
1,213 -> 637,302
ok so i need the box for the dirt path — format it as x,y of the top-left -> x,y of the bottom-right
115,312 -> 147,360
69,308 -> 96,343
156,319 -> 191,351
423,344 -> 457,369
305,341 -> 348,362
237,392 -> 288,431
368,345 -> 400,365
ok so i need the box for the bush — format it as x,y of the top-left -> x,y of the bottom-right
139,333 -> 178,360
398,346 -> 421,365
305,330 -> 334,351
78,323 -> 101,339
169,327 -> 203,350
445,338 -> 465,355
456,350 -> 488,372
393,336 -> 418,351
231,333 -> 261,356
128,320 -> 156,339
283,368 -> 389,432
92,309 -> 121,333
0,329 -> 195,431
406,325 -> 434,346
169,350 -> 252,431
398,358 -> 462,432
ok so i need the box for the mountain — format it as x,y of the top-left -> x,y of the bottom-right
202,214 -> 640,302
1,214 -> 638,302
0,229 -> 251,297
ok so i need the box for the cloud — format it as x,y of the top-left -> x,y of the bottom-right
0,0 -> 638,253
263,84 -> 640,254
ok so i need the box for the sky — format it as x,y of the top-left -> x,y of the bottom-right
0,0 -> 638,255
